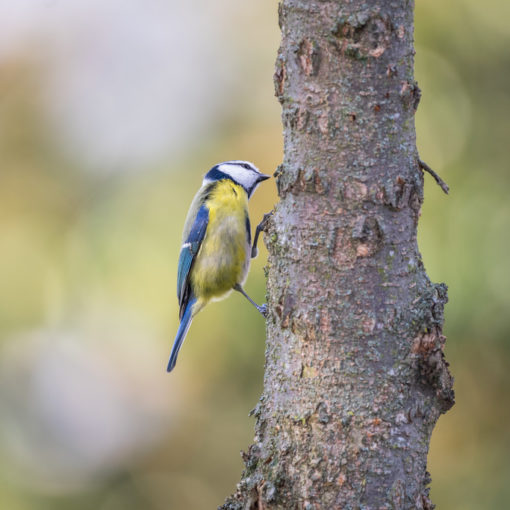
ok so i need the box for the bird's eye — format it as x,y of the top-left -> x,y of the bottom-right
242,163 -> 251,170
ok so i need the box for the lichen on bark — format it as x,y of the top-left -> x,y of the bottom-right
221,1 -> 454,509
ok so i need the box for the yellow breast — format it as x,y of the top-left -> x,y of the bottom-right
191,180 -> 250,301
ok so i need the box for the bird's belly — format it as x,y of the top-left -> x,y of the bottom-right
191,215 -> 249,300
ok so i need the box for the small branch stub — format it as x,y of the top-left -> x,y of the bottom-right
418,158 -> 449,194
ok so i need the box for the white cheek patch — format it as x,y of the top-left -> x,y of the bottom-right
218,162 -> 260,190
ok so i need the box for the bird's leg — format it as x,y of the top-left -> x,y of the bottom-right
251,211 -> 273,259
234,283 -> 268,317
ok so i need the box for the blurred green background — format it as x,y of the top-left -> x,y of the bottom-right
0,1 -> 508,509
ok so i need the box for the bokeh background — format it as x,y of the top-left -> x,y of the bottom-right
0,1 -> 508,509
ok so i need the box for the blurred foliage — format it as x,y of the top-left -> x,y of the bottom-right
416,2 -> 510,508
0,1 -> 508,509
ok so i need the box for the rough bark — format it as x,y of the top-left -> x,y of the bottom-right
222,1 -> 454,509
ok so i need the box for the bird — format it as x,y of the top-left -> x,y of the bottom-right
167,160 -> 271,372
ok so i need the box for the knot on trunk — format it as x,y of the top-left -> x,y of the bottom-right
276,166 -> 328,197
331,11 -> 392,60
411,325 -> 454,412
400,79 -> 422,111
296,38 -> 321,76
384,175 -> 421,212
409,283 -> 454,411
351,214 -> 384,258
274,56 -> 287,103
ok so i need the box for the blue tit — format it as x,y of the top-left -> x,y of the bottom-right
167,160 -> 271,372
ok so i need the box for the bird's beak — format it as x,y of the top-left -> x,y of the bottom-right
257,173 -> 271,182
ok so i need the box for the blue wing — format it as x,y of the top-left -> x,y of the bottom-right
177,204 -> 209,318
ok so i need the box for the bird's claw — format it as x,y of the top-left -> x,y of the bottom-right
258,303 -> 268,317
260,211 -> 273,231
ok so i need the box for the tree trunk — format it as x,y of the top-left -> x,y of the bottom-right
222,1 -> 454,508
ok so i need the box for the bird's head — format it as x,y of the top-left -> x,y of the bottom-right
203,160 -> 270,197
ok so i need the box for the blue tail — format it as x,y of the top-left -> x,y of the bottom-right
167,297 -> 196,372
